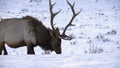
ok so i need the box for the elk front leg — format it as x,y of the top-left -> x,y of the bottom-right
27,46 -> 35,54
3,45 -> 8,55
0,46 -> 2,55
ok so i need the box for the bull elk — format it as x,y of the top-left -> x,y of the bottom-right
0,0 -> 82,55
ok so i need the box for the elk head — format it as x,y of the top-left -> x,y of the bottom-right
48,0 -> 82,54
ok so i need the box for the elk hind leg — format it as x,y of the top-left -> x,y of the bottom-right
0,42 -> 5,55
0,46 -> 2,55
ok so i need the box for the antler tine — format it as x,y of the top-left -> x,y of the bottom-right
49,0 -> 61,30
66,0 -> 82,16
76,8 -> 82,16
61,0 -> 82,40
67,0 -> 75,15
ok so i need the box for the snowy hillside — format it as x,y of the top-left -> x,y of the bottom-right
0,0 -> 120,68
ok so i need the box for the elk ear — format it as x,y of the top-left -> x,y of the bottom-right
55,28 -> 60,36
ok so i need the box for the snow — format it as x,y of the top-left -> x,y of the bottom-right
0,54 -> 120,68
0,0 -> 120,68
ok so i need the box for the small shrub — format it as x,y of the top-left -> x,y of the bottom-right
107,30 -> 117,35
96,34 -> 110,42
85,44 -> 104,54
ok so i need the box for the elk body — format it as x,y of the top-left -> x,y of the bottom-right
0,0 -> 82,55
0,16 -> 61,54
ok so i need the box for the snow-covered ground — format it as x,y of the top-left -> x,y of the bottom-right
0,53 -> 120,68
0,0 -> 120,68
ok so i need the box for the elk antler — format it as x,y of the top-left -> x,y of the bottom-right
49,0 -> 61,30
61,0 -> 82,40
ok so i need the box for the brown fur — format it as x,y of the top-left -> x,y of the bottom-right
0,16 -> 61,55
